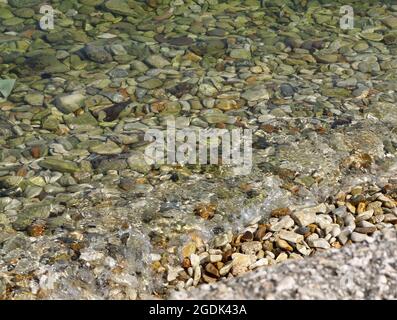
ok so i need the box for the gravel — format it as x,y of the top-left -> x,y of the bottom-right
170,230 -> 397,300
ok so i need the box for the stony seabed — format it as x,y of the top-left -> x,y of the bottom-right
1,0 -> 397,299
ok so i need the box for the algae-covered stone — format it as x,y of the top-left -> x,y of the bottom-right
230,49 -> 251,59
26,54 -> 70,73
39,158 -> 80,173
84,45 -> 113,63
242,85 -> 270,101
8,0 -> 41,8
145,55 -> 170,69
13,203 -> 52,231
89,140 -> 122,155
55,93 -> 85,114
127,151 -> 151,173
104,0 -> 135,16
25,93 -> 44,106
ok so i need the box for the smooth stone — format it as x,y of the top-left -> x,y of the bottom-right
308,238 -> 331,249
8,0 -> 41,8
269,216 -> 295,232
55,93 -> 85,114
139,79 -> 163,89
350,232 -> 369,242
84,45 -> 113,63
280,83 -> 295,97
127,151 -> 151,173
383,16 -> 397,29
89,141 -> 122,155
230,49 -> 251,59
291,203 -> 326,227
39,158 -> 79,173
278,230 -> 304,244
145,55 -> 170,69
241,85 -> 270,101
25,93 -> 44,106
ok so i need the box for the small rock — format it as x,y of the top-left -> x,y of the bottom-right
205,263 -> 220,278
231,253 -> 256,276
350,232 -> 369,242
269,215 -> 295,232
278,230 -> 304,244
241,241 -> 262,255
145,55 -> 170,69
276,238 -> 293,252
89,141 -> 122,155
241,85 -> 269,102
84,45 -> 113,63
55,93 -> 85,114
308,238 -> 331,249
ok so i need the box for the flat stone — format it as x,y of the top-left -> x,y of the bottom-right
104,0 -> 136,16
25,93 -> 44,106
54,93 -> 85,114
230,49 -> 251,59
276,238 -> 293,251
350,232 -> 369,242
308,238 -> 330,249
139,79 -> 163,89
145,55 -> 170,69
241,85 -> 270,101
127,151 -> 151,173
231,253 -> 256,276
269,216 -> 295,232
383,16 -> 397,29
84,45 -> 113,63
89,141 -> 122,155
278,230 -> 304,244
240,241 -> 262,255
39,158 -> 79,173
8,0 -> 41,8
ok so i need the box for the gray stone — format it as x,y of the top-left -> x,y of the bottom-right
241,85 -> 269,101
84,45 -> 113,63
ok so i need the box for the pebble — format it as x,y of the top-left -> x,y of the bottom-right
269,215 -> 295,232
308,238 -> 331,249
278,230 -> 304,244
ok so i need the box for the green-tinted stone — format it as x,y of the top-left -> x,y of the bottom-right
14,8 -> 35,18
39,158 -> 80,173
8,0 -> 41,8
3,17 -> 24,26
139,79 -> 163,89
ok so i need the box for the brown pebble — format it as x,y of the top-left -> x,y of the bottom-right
16,166 -> 27,177
261,124 -> 279,133
182,257 -> 191,269
194,203 -> 216,220
357,202 -> 366,214
355,227 -> 377,234
222,249 -> 233,262
205,263 -> 220,278
31,145 -> 41,158
271,207 -> 291,217
254,225 -> 267,241
331,241 -> 342,249
241,231 -> 253,242
276,238 -> 293,252
27,224 -> 45,237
